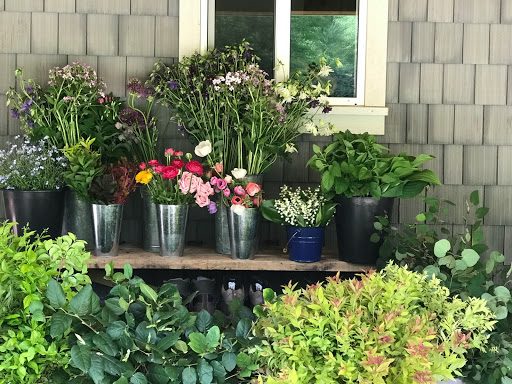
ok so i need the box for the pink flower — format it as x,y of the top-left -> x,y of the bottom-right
195,193 -> 210,207
253,197 -> 261,207
223,188 -> 231,197
214,162 -> 223,174
198,181 -> 214,196
210,176 -> 219,186
139,162 -> 147,170
246,182 -> 261,197
234,186 -> 246,196
216,178 -> 228,190
164,148 -> 175,156
148,159 -> 159,167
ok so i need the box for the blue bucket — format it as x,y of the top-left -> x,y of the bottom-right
286,226 -> 324,263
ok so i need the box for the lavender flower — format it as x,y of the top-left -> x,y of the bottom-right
119,107 -> 145,128
168,80 -> 179,90
20,99 -> 33,113
207,201 -> 217,214
127,78 -> 154,98
10,109 -> 20,119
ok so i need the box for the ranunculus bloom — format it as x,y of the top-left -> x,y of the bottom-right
161,166 -> 179,180
148,159 -> 159,167
195,193 -> 210,207
175,151 -> 184,157
179,172 -> 201,194
231,168 -> 247,180
231,196 -> 243,205
135,170 -> 153,185
164,148 -> 175,156
185,160 -> 204,176
194,140 -> 212,157
172,159 -> 184,168
234,186 -> 246,196
216,178 -> 227,190
198,181 -> 214,196
210,176 -> 219,186
231,204 -> 245,216
214,162 -> 223,174
139,162 -> 147,170
223,188 -> 231,197
245,182 -> 261,197
154,165 -> 165,174
224,175 -> 233,184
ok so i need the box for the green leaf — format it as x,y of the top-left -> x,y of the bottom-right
455,260 -> 468,271
461,248 -> 480,267
222,352 -> 237,372
491,251 -> 505,263
107,321 -> 126,340
69,285 -> 96,316
50,311 -> 72,339
494,286 -> 511,301
495,305 -> 509,320
123,264 -> 133,280
156,332 -> 180,351
113,377 -> 129,384
89,354 -> 105,384
369,233 -> 380,243
434,239 -> 451,258
188,333 -> 208,354
475,207 -> 489,219
47,279 -> 67,308
148,364 -> 170,384
235,319 -> 252,339
93,333 -> 118,356
140,283 -> 158,303
470,190 -> 480,206
182,367 -> 197,384
321,172 -> 334,192
415,213 -> 426,222
71,344 -> 92,373
373,221 -> 383,231
197,360 -> 213,384
130,373 -> 148,384
210,361 -> 226,383
205,326 -> 220,349
196,310 -> 212,333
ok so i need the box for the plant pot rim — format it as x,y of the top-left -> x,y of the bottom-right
2,189 -> 64,193
91,203 -> 124,207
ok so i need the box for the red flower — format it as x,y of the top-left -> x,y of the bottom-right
231,196 -> 243,205
139,162 -> 147,170
161,166 -> 179,180
175,151 -> 184,157
154,165 -> 165,174
172,159 -> 184,168
148,159 -> 159,167
185,160 -> 204,176
245,182 -> 261,197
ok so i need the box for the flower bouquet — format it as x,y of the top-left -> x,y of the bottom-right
261,186 -> 336,262
0,136 -> 67,237
149,41 -> 333,176
135,148 -> 214,256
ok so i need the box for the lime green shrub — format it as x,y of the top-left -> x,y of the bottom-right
254,264 -> 495,384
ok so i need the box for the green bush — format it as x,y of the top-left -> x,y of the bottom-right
49,264 -> 259,384
253,264 -> 494,384
0,222 -> 91,383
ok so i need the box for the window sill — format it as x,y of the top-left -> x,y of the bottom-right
314,106 -> 388,135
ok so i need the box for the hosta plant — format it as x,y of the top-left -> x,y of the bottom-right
0,222 -> 91,384
253,263 -> 494,384
49,263 -> 259,384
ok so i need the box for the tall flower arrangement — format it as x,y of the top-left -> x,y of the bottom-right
149,41 -> 332,175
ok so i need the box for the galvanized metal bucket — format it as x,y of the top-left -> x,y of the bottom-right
215,203 -> 231,255
227,207 -> 260,260
140,187 -> 160,253
156,204 -> 189,257
62,189 -> 94,249
92,203 -> 124,257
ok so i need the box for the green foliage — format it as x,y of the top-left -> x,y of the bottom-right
307,130 -> 441,199
261,185 -> 336,227
375,191 -> 512,383
51,264 -> 259,383
63,138 -> 104,201
0,222 -> 91,383
253,264 -> 494,384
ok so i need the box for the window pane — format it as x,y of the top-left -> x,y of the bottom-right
291,0 -> 359,98
215,0 -> 275,76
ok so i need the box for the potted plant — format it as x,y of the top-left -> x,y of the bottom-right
135,148 -> 214,257
89,159 -> 137,256
0,136 -> 68,238
119,78 -> 160,253
149,41 -> 333,254
261,186 -> 336,263
253,263 -> 495,383
307,130 -> 441,264
214,169 -> 263,260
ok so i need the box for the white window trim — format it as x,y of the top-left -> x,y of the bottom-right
179,0 -> 389,135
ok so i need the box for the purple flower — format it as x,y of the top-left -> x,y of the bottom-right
25,86 -> 34,94
322,106 -> 333,114
20,99 -> 33,113
308,100 -> 320,109
207,201 -> 217,214
119,107 -> 145,127
127,78 -> 154,98
10,109 -> 20,119
168,80 -> 179,90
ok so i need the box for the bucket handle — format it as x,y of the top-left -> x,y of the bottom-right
283,228 -> 301,253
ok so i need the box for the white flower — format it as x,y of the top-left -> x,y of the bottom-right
231,168 -> 247,180
299,121 -> 317,135
284,143 -> 298,153
276,86 -> 293,103
194,140 -> 212,157
319,95 -> 330,106
224,175 -> 233,184
318,65 -> 334,77
115,122 -> 123,130
231,204 -> 246,216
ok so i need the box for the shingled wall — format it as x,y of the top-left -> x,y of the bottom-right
1,0 -> 512,260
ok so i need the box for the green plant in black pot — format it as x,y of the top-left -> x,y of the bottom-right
307,130 -> 440,264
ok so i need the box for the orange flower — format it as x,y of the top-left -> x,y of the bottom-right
231,196 -> 243,205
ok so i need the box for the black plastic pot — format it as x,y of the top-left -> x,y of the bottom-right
3,189 -> 65,238
334,196 -> 395,265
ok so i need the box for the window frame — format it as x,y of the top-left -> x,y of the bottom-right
179,0 -> 389,135
206,0 -> 368,106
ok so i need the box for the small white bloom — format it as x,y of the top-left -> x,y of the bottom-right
194,140 -> 212,157
299,121 -> 317,134
276,86 -> 293,103
284,143 -> 298,154
224,175 -> 233,184
231,204 -> 246,216
319,95 -> 330,106
318,65 -> 334,77
115,122 -> 123,130
231,168 -> 247,180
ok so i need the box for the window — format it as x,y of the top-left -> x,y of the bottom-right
210,0 -> 367,105
179,0 -> 389,134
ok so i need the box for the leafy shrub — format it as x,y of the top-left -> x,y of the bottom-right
253,264 -> 494,384
0,222 -> 91,383
49,264 -> 259,383
375,191 -> 512,383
